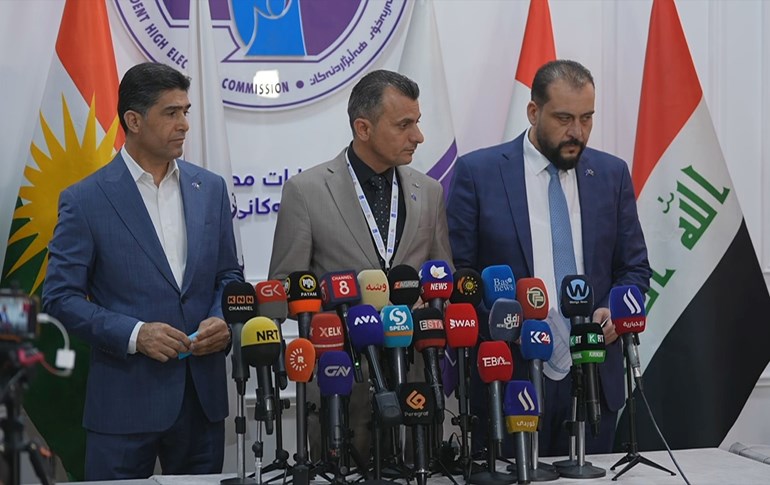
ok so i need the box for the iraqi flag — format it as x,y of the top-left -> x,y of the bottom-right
616,0 -> 770,451
0,0 -> 123,479
502,0 -> 555,141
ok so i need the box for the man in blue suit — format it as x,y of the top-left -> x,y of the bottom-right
43,63 -> 243,479
447,60 -> 650,455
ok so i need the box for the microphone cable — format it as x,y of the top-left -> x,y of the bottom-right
638,387 -> 692,485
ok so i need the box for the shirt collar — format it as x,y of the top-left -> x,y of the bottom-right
347,143 -> 395,185
523,128 -> 554,177
122,147 -> 179,184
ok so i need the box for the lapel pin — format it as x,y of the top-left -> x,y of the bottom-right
411,193 -> 417,201
192,181 -> 201,189
585,169 -> 594,177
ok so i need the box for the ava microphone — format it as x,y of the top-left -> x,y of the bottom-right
255,280 -> 289,390
387,264 -> 421,307
242,316 -> 282,435
317,351 -> 355,464
222,281 -> 258,394
381,305 -> 414,389
285,271 -> 322,338
419,260 -> 453,312
450,268 -> 484,307
609,285 -> 646,388
488,298 -> 523,343
412,307 -> 446,422
309,312 -> 345,358
358,269 -> 390,310
286,338 -> 316,468
570,322 -> 605,437
320,271 -> 363,382
516,277 -> 549,320
398,382 -> 436,485
481,265 -> 517,309
504,380 -> 540,484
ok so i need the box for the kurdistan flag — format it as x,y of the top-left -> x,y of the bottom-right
0,0 -> 123,479
616,0 -> 770,451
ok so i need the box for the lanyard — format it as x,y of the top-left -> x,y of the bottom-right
345,152 -> 399,270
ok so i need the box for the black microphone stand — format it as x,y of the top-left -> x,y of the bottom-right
263,330 -> 292,484
468,379 -> 516,485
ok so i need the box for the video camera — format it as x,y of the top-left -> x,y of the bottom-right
0,289 -> 38,343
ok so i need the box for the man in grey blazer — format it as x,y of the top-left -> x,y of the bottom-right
269,70 -> 452,462
43,63 -> 243,479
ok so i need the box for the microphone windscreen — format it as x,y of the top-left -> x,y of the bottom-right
503,380 -> 539,433
412,307 -> 446,352
346,304 -> 384,351
320,271 -> 361,310
317,351 -> 354,397
285,272 -> 322,317
560,275 -> 594,319
419,260 -> 453,301
254,280 -> 288,322
488,298 -> 523,342
358,269 -> 390,310
480,265 -> 516,308
569,323 -> 606,365
241,316 -> 281,367
309,313 -> 345,357
398,382 -> 435,426
285,338 -> 315,383
387,264 -> 421,307
609,285 -> 647,335
381,305 -> 413,348
450,268 -> 484,306
222,281 -> 258,324
477,341 -> 514,383
520,319 -> 554,361
444,303 -> 479,349
516,277 -> 549,320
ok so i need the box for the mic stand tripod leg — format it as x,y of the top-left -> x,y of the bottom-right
263,384 -> 292,484
222,390 -> 257,485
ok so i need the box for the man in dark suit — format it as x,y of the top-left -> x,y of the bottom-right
43,62 -> 243,479
447,60 -> 650,455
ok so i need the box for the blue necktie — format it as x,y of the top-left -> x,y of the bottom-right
545,164 -> 577,379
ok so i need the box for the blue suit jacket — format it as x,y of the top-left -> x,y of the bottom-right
43,154 -> 243,433
447,133 -> 651,411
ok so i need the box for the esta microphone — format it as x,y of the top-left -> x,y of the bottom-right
387,264 -> 421,307
320,270 -> 363,382
419,260 -> 453,312
488,298 -> 523,343
286,338 -> 316,383
504,380 -> 539,484
317,351 -> 354,461
570,322 -> 605,437
450,268 -> 484,307
309,312 -> 345,358
412,307 -> 446,421
255,279 -> 289,390
285,271 -> 322,337
516,277 -> 549,320
398,382 -> 436,485
222,281 -> 258,393
381,305 -> 414,389
444,303 -> 479,349
358,269 -> 390,310
560,275 -> 594,324
480,265 -> 516,309
242,317 -> 282,434
610,285 -> 646,386
477,341 -> 514,444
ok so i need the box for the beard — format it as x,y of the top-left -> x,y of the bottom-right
536,131 -> 586,171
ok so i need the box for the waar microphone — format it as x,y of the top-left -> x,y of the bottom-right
481,264 -> 516,309
520,320 -> 553,423
516,277 -> 549,320
285,271 -> 322,338
570,322 -> 605,437
412,307 -> 447,422
222,281 -> 258,395
309,312 -> 345,358
242,316 -> 282,435
381,305 -> 414,389
317,351 -> 354,463
560,275 -> 594,325
255,279 -> 289,390
610,285 -> 646,388
419,260 -> 453,312
477,341 -> 515,445
488,298 -> 523,343
504,380 -> 540,484
320,271 -> 363,382
358,269 -> 390,310
450,268 -> 484,307
398,382 -> 436,485
286,337 -> 316,466
387,264 -> 421,307
346,304 -> 402,426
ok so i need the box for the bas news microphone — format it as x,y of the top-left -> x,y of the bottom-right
255,279 -> 289,390
481,265 -> 516,309
488,298 -> 523,343
320,271 -> 363,382
609,285 -> 646,388
450,268 -> 484,307
516,277 -> 549,320
309,313 -> 345,358
477,341 -> 514,444
222,281 -> 258,394
381,305 -> 414,389
242,316 -> 282,435
317,351 -> 354,462
412,307 -> 446,422
419,260 -> 453,312
285,271 -> 322,338
387,264 -> 421,307
560,275 -> 594,324
398,383 -> 436,485
504,380 -> 540,484
358,269 -> 390,310
286,337 -> 315,466
570,322 -> 605,437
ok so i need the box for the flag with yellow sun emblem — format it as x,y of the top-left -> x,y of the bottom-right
0,0 -> 123,479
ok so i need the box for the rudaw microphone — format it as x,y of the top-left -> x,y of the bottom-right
450,268 -> 484,306
387,264 -> 421,307
241,317 -> 282,435
317,351 -> 355,464
286,337 -> 315,470
504,380 -> 540,484
516,277 -> 549,320
358,269 -> 390,310
255,280 -> 289,390
320,270 -> 362,382
412,307 -> 446,422
309,313 -> 345,358
285,271 -> 322,337
398,382 -> 436,485
609,285 -> 646,387
381,305 -> 414,389
477,341 -> 515,445
488,298 -> 523,343
419,260 -> 453,312
481,265 -> 516,309
570,322 -> 605,437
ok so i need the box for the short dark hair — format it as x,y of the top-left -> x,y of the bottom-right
531,60 -> 594,106
347,70 -> 419,134
118,62 -> 190,131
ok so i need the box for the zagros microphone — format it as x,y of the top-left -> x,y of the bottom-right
610,285 -> 646,385
419,260 -> 453,310
309,313 -> 345,357
516,277 -> 549,320
450,268 -> 484,307
358,269 -> 390,310
285,338 -> 315,383
387,264 -> 421,307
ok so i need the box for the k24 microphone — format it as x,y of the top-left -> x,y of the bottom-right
609,285 -> 646,386
516,277 -> 549,320
481,265 -> 516,309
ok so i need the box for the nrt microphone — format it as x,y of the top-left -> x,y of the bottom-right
358,269 -> 390,310
317,351 -> 354,463
398,383 -> 436,485
222,281 -> 258,394
419,260 -> 453,312
516,277 -> 549,320
309,313 -> 345,358
320,271 -> 362,382
412,307 -> 446,422
477,341 -> 514,445
570,322 -> 605,437
481,265 -> 516,309
387,264 -> 421,307
285,271 -> 322,337
450,268 -> 484,307
381,305 -> 414,389
560,275 -> 594,324
242,316 -> 282,434
488,298 -> 523,343
504,380 -> 540,485
609,285 -> 646,387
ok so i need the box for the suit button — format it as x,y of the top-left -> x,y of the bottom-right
181,295 -> 188,304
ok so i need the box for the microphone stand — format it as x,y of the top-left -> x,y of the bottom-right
526,359 -> 559,482
468,379 -> 516,485
263,329 -> 292,484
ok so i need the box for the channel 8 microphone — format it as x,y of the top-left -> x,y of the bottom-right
481,265 -> 516,309
309,313 -> 345,358
358,269 -> 390,310
320,270 -> 362,381
504,380 -> 539,484
317,351 -> 354,463
222,281 -> 258,394
241,316 -> 282,434
477,341 -> 514,444
388,264 -> 421,307
381,305 -> 414,389
609,285 -> 646,387
450,268 -> 484,307
285,271 -> 322,337
516,277 -> 549,320
560,275 -> 594,325
419,260 -> 453,312
570,322 -> 605,437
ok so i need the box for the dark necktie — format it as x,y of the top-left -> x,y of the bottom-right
369,174 -> 390,237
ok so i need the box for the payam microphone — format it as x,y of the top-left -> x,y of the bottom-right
320,271 -> 362,382
285,271 -> 322,338
398,383 -> 436,485
450,268 -> 484,306
381,305 -> 414,389
504,380 -> 540,484
317,351 -> 354,463
481,265 -> 517,309
570,322 -> 605,437
477,341 -> 515,445
516,277 -> 549,320
358,269 -> 390,310
609,285 -> 646,387
419,260 -> 453,312
488,298 -> 523,343
309,313 -> 345,358
255,280 -> 289,390
222,281 -> 258,394
387,264 -> 421,307
412,307 -> 446,422
242,317 -> 282,435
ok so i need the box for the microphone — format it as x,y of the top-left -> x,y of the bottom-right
398,383 -> 436,485
286,338 -> 316,383
222,281 -> 258,394
609,285 -> 646,388
504,380 -> 540,484
285,271 -> 322,338
419,260 -> 453,312
477,341 -> 514,445
255,280 -> 289,390
381,305 -> 414,389
488,298 -> 523,343
346,304 -> 401,426
320,271 -> 363,382
450,268 -> 484,306
570,322 -> 605,437
241,316 -> 282,435
516,277 -> 549,320
358,269 -> 390,310
412,307 -> 446,423
480,265 -> 516,309
520,319 -> 553,422
560,275 -> 594,325
317,351 -> 354,463
387,264 -> 421,307
309,312 -> 345,358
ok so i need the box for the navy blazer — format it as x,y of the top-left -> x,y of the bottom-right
446,132 -> 651,411
43,154 -> 243,433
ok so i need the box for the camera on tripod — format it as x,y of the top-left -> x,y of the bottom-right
0,289 -> 38,344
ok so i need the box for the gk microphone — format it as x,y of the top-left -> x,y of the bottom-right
398,382 -> 436,485
309,313 -> 345,358
477,341 -> 514,444
222,281 -> 258,393
609,285 -> 646,385
444,303 -> 479,349
255,279 -> 289,323
480,265 -> 516,309
285,271 -> 322,337
419,260 -> 453,311
387,264 -> 421,307
488,298 -> 523,343
317,351 -> 354,460
450,268 -> 484,307
285,338 -> 316,383
358,269 -> 390,310
560,275 -> 594,323
570,322 -> 605,437
241,317 -> 282,434
516,277 -> 549,320
504,380 -> 539,485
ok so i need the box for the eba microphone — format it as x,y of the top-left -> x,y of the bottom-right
285,271 -> 322,338
242,316 -> 282,435
609,285 -> 646,388
477,341 -> 514,445
481,265 -> 516,309
387,264 -> 421,307
419,260 -> 453,312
